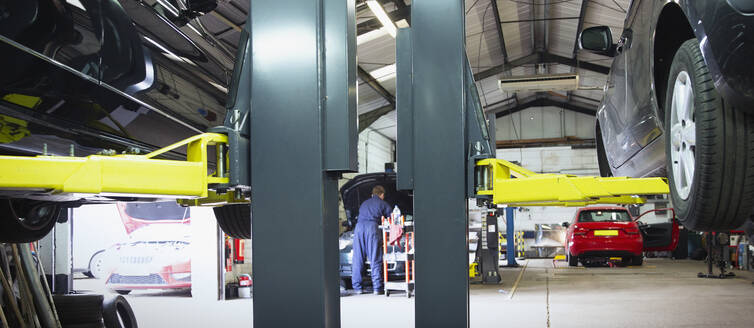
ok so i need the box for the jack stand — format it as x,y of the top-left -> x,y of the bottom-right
698,232 -> 735,279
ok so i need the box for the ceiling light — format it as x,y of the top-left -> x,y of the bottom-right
368,63 -> 396,82
366,0 -> 397,38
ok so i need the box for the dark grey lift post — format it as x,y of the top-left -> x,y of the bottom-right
249,1 -> 357,327
399,0 -> 470,326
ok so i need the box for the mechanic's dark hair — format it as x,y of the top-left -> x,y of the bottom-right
372,185 -> 385,196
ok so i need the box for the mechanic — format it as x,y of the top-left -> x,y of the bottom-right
351,185 -> 391,295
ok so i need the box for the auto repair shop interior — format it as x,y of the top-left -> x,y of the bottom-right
0,0 -> 753,327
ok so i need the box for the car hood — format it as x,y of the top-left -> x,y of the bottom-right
339,172 -> 413,224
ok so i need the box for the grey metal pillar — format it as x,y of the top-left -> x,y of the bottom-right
249,1 -> 357,327
411,0 -> 469,326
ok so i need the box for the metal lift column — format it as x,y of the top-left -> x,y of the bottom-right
249,1 -> 357,327
400,0 -> 470,326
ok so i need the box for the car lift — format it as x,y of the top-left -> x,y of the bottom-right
0,1 -> 671,326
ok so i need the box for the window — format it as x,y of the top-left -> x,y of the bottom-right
578,210 -> 631,223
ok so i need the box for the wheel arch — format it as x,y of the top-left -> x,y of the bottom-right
652,3 -> 695,124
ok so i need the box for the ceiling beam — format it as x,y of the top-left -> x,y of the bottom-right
357,66 -> 395,106
492,94 -> 597,118
572,0 -> 589,58
358,105 -> 394,133
356,66 -> 396,132
489,0 -> 508,65
496,136 -> 595,149
474,51 -> 609,81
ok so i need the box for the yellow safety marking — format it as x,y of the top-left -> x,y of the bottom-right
2,93 -> 41,109
476,158 -> 669,205
0,114 -> 30,143
0,133 -> 228,198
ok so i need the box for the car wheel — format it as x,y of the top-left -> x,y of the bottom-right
596,122 -> 612,177
213,204 -> 251,239
631,255 -> 643,266
115,290 -> 131,295
567,253 -> 578,267
664,39 -> 754,231
88,250 -> 108,280
0,199 -> 60,243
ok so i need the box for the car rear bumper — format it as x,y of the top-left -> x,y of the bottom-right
570,237 -> 643,257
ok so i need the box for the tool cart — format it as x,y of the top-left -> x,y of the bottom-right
382,215 -> 414,297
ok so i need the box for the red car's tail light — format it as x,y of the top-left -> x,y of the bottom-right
574,227 -> 589,235
623,227 -> 640,234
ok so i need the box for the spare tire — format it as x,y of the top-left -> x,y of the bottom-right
213,204 -> 250,239
53,294 -> 104,325
102,295 -> 137,328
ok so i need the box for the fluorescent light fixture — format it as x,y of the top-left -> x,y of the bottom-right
357,28 -> 387,45
366,0 -> 397,38
369,63 -> 396,82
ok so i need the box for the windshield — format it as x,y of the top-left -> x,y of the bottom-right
578,210 -> 631,223
124,202 -> 189,221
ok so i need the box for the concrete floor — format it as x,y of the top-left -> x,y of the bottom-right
76,258 -> 754,327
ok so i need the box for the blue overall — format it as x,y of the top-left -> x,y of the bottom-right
351,195 -> 391,291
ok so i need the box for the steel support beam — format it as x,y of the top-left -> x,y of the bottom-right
473,51 -> 609,81
491,94 -> 598,118
411,0 -> 469,326
249,0 -> 356,326
490,0 -> 508,64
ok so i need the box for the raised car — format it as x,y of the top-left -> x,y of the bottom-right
582,0 -> 754,231
0,0 -> 231,242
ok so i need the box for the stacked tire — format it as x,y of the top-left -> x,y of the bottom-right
53,294 -> 137,328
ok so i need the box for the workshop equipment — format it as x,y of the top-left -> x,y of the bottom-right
473,209 -> 501,283
382,215 -> 414,297
698,232 -> 736,279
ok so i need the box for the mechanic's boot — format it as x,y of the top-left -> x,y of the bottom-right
373,289 -> 384,295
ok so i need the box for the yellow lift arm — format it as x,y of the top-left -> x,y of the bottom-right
0,133 -> 667,207
0,133 -> 229,199
475,158 -> 669,206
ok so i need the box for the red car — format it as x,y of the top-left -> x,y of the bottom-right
563,206 -> 680,267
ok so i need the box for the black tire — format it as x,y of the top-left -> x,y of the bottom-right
567,253 -> 578,267
596,122 -> 613,177
103,295 -> 138,328
0,199 -> 60,243
664,39 -> 754,231
631,255 -> 643,266
53,294 -> 104,325
115,290 -> 131,295
213,204 -> 251,239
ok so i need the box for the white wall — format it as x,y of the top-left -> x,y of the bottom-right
497,146 -> 599,175
357,128 -> 394,173
496,106 -> 596,141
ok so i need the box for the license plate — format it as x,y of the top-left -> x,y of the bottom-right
594,230 -> 618,236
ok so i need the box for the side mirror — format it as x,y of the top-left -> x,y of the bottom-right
579,26 -> 615,56
562,222 -> 570,228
